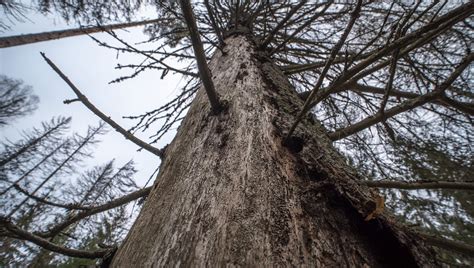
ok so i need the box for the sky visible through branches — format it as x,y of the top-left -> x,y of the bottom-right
0,6 -> 180,187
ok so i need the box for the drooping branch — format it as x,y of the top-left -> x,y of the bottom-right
307,2 -> 474,109
418,232 -> 474,256
281,52 -> 372,75
37,186 -> 151,238
0,19 -> 164,48
179,0 -> 222,114
365,180 -> 474,190
286,0 -> 362,140
351,84 -> 474,116
9,163 -> 149,212
328,53 -> 473,141
40,52 -> 164,158
0,217 -> 109,259
299,83 -> 474,116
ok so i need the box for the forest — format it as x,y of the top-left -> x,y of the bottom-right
0,0 -> 473,267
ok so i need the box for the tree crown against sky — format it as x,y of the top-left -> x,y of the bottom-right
0,0 -> 473,266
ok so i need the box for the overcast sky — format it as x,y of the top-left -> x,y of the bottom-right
0,6 -> 184,187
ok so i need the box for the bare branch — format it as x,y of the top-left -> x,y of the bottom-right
286,0 -> 362,140
38,187 -> 151,238
40,52 -> 164,158
259,1 -> 307,49
0,19 -> 164,48
378,50 -> 399,113
179,0 -> 222,114
365,180 -> 474,190
308,2 -> 474,109
281,51 -> 372,75
204,0 -> 224,45
0,217 -> 109,259
328,53 -> 473,141
270,2 -> 330,55
299,83 -> 474,116
418,232 -> 474,256
10,184 -> 88,210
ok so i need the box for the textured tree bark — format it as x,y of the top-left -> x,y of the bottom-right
111,34 -> 437,267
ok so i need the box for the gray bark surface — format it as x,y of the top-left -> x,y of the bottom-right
111,35 -> 436,267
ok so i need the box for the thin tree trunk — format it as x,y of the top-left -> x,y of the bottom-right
111,34 -> 437,267
0,19 -> 162,48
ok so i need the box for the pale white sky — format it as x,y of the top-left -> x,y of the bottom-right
0,6 -> 185,187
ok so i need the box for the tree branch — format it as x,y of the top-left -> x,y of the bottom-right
298,83 -> 474,116
270,2 -> 330,55
365,180 -> 474,190
40,52 -> 164,158
418,232 -> 474,256
0,19 -> 164,48
328,53 -> 473,141
11,184 -> 88,210
286,0 -> 362,140
281,52 -> 372,75
259,1 -> 307,49
352,84 -> 474,116
204,0 -> 224,45
0,217 -> 109,259
307,2 -> 474,109
38,187 -> 151,238
38,186 -> 152,237
179,0 -> 222,114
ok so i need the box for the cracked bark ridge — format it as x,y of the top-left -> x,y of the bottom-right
110,35 -> 437,267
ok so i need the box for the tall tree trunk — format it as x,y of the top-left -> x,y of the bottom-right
111,34 -> 437,267
0,19 -> 161,48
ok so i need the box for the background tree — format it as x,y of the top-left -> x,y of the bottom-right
0,0 -> 29,31
0,0 -> 143,31
0,75 -> 39,126
1,0 -> 473,266
0,80 -> 147,266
